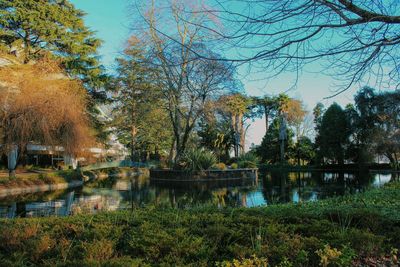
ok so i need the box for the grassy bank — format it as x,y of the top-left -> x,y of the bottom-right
0,169 -> 81,190
0,183 -> 399,266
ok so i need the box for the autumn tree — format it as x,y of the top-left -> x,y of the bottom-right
0,58 -> 94,176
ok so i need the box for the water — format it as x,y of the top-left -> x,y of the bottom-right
0,171 -> 396,218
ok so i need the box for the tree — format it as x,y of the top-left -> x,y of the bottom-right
0,0 -> 103,82
218,93 -> 252,157
184,0 -> 400,92
372,91 -> 400,169
0,57 -> 94,176
197,115 -> 234,162
293,136 -> 315,166
285,98 -> 307,141
111,37 -> 172,161
254,96 -> 279,133
317,103 -> 350,165
0,0 -> 109,143
256,118 -> 294,164
352,87 -> 400,169
137,0 -> 236,166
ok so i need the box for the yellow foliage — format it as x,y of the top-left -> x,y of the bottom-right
217,255 -> 269,267
316,245 -> 342,267
0,57 -> 94,156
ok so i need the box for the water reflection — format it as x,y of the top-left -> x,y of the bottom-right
0,171 -> 395,218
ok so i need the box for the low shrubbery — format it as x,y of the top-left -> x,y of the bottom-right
213,162 -> 227,170
237,153 -> 259,168
179,148 -> 217,171
0,182 -> 399,266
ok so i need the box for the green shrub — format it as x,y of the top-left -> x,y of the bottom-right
238,160 -> 257,168
237,153 -> 259,168
180,148 -> 217,171
230,163 -> 238,169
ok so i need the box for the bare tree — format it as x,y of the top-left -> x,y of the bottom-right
133,0 -> 236,165
174,0 -> 400,94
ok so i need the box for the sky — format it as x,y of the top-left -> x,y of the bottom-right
70,0 -> 363,149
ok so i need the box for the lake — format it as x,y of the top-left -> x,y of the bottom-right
0,171 -> 395,218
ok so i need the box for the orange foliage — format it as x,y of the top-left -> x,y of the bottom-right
0,57 -> 94,156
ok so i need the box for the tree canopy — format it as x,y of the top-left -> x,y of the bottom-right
0,0 -> 104,84
174,0 -> 400,93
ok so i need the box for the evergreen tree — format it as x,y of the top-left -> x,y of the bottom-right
111,37 -> 172,161
317,103 -> 350,165
256,118 -> 294,164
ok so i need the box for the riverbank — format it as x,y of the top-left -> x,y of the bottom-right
0,167 -> 143,198
0,169 -> 83,198
258,163 -> 395,172
0,182 -> 398,266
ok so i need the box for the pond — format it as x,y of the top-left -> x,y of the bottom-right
0,171 -> 396,218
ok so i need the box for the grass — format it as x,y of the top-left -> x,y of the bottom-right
0,169 -> 81,189
0,182 -> 399,266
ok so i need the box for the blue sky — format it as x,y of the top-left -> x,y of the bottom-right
70,0 -> 361,147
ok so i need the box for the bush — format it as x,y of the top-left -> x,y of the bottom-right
237,153 -> 259,168
213,163 -> 227,170
180,148 -> 217,171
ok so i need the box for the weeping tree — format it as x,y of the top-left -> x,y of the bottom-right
0,58 -> 94,176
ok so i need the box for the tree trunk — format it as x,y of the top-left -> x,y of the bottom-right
264,106 -> 270,133
238,113 -> 245,155
168,139 -> 177,167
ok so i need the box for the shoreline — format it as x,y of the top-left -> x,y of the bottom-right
0,167 -> 143,198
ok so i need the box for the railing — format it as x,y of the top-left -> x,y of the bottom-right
81,160 -> 152,172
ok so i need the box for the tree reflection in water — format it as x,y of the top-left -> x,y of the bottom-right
0,171 -> 394,218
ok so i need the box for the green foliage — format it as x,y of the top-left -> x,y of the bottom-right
0,0 -> 104,82
110,38 -> 172,161
317,103 -> 350,165
256,118 -> 294,163
0,182 -> 399,265
198,117 -> 235,161
230,163 -> 238,169
237,153 -> 259,168
179,148 -> 217,171
293,136 -> 315,165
